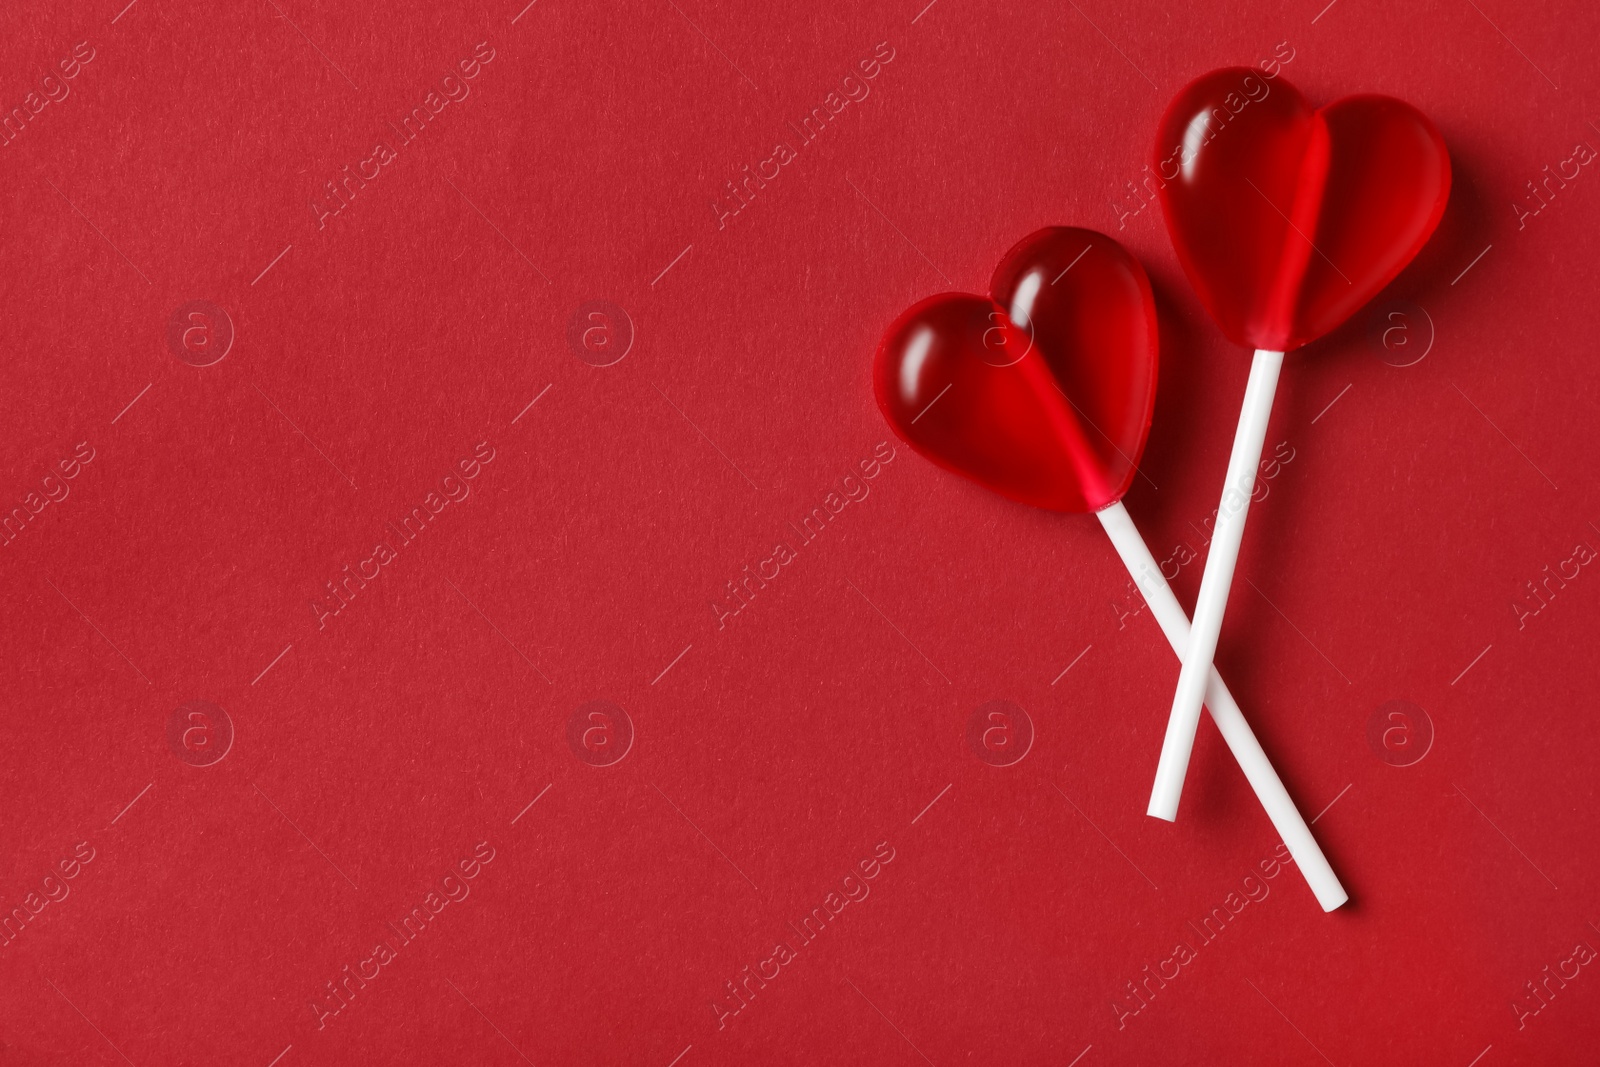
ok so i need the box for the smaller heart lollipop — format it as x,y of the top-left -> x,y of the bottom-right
1147,69 -> 1451,822
876,227 -> 1346,911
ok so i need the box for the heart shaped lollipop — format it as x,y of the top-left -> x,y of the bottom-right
1156,68 -> 1452,352
874,227 -> 1346,910
875,228 -> 1156,512
1146,71 -> 1451,823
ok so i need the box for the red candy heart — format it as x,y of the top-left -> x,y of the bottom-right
1154,68 -> 1451,352
874,228 -> 1158,513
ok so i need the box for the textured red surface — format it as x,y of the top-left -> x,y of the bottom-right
1,1 -> 1597,1065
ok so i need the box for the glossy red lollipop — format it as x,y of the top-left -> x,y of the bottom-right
874,228 -> 1157,512
1146,69 -> 1451,822
1154,67 -> 1451,352
872,227 -> 1347,910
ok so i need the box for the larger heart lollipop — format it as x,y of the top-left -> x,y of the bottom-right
874,227 -> 1347,910
1156,67 -> 1451,352
1147,69 -> 1450,822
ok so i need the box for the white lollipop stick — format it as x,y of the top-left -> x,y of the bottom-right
1096,499 -> 1345,911
1148,348 -> 1285,821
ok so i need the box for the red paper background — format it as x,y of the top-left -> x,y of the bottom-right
2,1 -> 1598,1064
